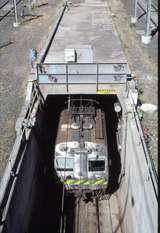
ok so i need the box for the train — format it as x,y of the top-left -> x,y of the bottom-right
54,98 -> 109,198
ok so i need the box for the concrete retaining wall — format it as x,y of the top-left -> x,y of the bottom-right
1,108 -> 45,233
118,111 -> 157,233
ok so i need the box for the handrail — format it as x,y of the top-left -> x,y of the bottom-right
128,91 -> 158,198
0,82 -> 44,225
37,63 -> 131,88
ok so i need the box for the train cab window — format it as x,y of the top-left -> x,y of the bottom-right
88,160 -> 105,171
56,158 -> 74,171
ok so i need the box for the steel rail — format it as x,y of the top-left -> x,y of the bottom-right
96,198 -> 101,233
75,197 -> 81,233
59,185 -> 65,233
96,198 -> 115,233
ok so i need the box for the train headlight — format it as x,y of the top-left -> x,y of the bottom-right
114,102 -> 121,113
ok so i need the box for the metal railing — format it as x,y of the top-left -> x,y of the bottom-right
37,63 -> 131,91
0,82 -> 44,227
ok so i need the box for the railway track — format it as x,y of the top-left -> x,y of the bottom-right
74,197 -> 115,233
96,198 -> 102,233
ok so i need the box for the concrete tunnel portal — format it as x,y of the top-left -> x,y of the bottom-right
28,94 -> 122,232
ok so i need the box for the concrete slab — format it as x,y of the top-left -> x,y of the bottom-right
45,0 -> 126,63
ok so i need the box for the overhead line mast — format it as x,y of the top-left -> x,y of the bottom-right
131,0 -> 158,44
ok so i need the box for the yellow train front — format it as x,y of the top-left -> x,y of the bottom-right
54,99 -> 109,196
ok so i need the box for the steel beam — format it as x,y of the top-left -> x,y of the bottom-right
131,0 -> 155,44
141,0 -> 152,43
13,0 -> 19,27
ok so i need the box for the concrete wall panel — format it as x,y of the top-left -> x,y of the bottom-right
2,109 -> 45,233
118,112 -> 157,233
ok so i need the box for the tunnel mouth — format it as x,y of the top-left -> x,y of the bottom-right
29,94 -> 122,232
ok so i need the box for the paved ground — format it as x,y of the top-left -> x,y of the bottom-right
107,0 -> 158,170
45,0 -> 126,63
0,0 -> 62,177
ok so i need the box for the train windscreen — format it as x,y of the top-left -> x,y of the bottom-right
56,158 -> 74,171
88,160 -> 105,171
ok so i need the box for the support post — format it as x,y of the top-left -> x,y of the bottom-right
96,63 -> 99,91
66,64 -> 69,93
13,0 -> 19,27
131,0 -> 138,24
28,0 -> 31,11
141,0 -> 152,44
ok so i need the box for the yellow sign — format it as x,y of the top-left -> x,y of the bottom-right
96,89 -> 117,95
64,178 -> 107,186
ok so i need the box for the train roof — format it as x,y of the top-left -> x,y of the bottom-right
55,99 -> 107,146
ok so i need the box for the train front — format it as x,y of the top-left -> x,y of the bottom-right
54,99 -> 109,195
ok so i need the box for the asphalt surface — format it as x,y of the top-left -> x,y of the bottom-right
0,0 -> 62,177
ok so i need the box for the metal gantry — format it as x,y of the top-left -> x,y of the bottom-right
0,0 -> 35,26
131,0 -> 158,44
12,0 -> 33,27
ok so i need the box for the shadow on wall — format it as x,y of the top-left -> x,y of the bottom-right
28,96 -> 65,233
93,95 -> 122,194
44,94 -> 122,193
28,94 -> 122,232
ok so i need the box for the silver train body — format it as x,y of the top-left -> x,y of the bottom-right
54,99 -> 109,193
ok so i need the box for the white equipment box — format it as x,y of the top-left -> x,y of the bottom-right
65,48 -> 76,63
